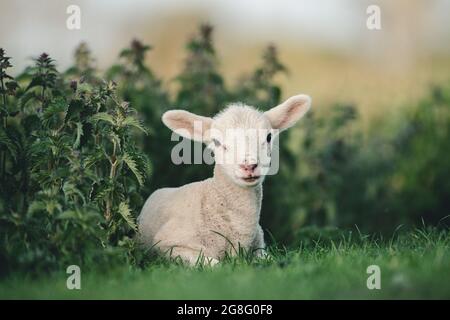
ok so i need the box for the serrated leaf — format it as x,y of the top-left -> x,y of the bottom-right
63,181 -> 86,204
118,201 -> 137,231
122,152 -> 144,186
110,131 -> 121,151
26,76 -> 44,91
27,200 -> 46,217
19,91 -> 38,109
84,148 -> 106,168
65,99 -> 83,122
121,116 -> 148,134
89,180 -> 113,203
21,114 -> 41,133
45,199 -> 62,216
0,127 -> 18,161
90,112 -> 115,125
42,98 -> 67,127
57,210 -> 79,220
73,122 -> 83,149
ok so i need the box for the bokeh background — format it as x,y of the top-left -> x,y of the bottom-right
2,0 -> 450,122
1,0 -> 450,244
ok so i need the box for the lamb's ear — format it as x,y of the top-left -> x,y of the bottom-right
162,110 -> 212,143
264,94 -> 311,131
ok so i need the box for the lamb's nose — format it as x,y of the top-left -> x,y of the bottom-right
240,163 -> 258,173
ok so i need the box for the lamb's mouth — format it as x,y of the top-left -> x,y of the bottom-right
241,176 -> 260,183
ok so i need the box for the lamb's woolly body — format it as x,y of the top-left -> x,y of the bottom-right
214,103 -> 268,130
138,165 -> 264,263
139,103 -> 267,264
138,95 -> 311,265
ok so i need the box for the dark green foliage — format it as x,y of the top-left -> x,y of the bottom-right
0,49 -> 150,275
106,39 -> 168,194
0,24 -> 449,276
168,24 -> 229,186
65,42 -> 98,84
176,24 -> 227,115
385,85 -> 450,226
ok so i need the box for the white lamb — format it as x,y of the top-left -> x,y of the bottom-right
138,94 -> 312,265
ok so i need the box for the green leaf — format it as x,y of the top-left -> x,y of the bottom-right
90,112 -> 115,125
57,210 -> 79,220
118,201 -> 137,231
127,148 -> 151,177
73,122 -> 83,149
89,180 -> 113,203
21,114 -> 41,134
26,76 -> 44,91
84,147 -> 107,168
45,200 -> 62,216
62,181 -> 86,204
27,200 -> 46,217
19,91 -> 38,109
0,127 -> 18,161
110,131 -> 121,151
42,97 -> 67,127
121,116 -> 148,134
122,152 -> 144,186
65,99 -> 83,122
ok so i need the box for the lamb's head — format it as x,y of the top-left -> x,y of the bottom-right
162,94 -> 311,187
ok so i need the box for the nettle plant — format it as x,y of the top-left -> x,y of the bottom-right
0,49 -> 150,273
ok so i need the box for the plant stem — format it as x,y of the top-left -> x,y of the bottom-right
0,77 -> 7,180
105,140 -> 118,221
41,85 -> 46,110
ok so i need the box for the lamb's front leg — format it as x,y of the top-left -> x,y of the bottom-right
166,246 -> 219,266
252,225 -> 267,258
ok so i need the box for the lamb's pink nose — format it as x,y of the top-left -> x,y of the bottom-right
240,163 -> 258,173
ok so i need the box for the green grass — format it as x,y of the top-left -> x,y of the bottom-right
1,229 -> 449,299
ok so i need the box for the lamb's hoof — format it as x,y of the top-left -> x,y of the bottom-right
206,257 -> 219,266
255,250 -> 270,260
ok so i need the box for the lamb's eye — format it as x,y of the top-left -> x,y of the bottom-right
212,138 -> 221,147
266,133 -> 272,143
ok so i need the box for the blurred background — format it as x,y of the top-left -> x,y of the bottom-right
1,0 -> 450,244
2,0 -> 450,124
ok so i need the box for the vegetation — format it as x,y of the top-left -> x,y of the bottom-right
0,24 -> 449,296
1,228 -> 449,299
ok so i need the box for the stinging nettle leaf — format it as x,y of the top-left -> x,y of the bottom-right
122,152 -> 145,186
118,201 -> 137,231
90,112 -> 115,125
121,116 -> 148,134
73,122 -> 83,149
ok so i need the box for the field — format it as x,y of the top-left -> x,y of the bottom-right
1,24 -> 450,300
1,229 -> 449,300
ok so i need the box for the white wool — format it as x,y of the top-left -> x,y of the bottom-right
213,103 -> 269,130
138,94 -> 311,265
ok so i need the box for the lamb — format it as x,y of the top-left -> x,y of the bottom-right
138,94 -> 312,265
